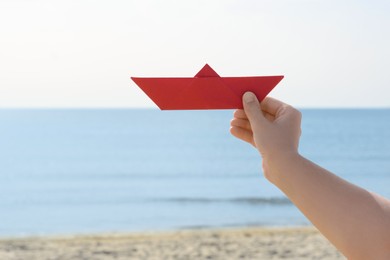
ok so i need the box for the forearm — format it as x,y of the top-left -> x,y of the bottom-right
265,153 -> 390,259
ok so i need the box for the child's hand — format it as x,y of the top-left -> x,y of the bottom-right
231,92 -> 390,259
230,92 -> 302,176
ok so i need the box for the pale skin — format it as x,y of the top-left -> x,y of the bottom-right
230,92 -> 390,259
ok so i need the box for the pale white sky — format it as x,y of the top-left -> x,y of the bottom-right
0,0 -> 389,108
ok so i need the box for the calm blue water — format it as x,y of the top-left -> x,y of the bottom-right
0,109 -> 389,236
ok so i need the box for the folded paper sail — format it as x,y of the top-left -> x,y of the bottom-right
131,64 -> 284,110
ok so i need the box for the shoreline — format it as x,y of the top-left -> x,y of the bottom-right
0,226 -> 345,259
0,223 -> 312,240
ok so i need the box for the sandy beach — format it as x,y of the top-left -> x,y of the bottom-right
0,227 -> 345,260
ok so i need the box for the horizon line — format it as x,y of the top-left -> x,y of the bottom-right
0,106 -> 389,110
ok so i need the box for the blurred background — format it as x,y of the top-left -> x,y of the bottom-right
0,0 -> 389,236
1,0 -> 389,108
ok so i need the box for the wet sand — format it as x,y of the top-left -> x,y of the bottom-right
0,227 -> 345,259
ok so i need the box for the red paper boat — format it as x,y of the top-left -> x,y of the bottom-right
131,64 -> 283,110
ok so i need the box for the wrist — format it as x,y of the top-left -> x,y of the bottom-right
262,151 -> 302,184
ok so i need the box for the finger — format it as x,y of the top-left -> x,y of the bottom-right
242,92 -> 266,132
230,126 -> 255,147
233,109 -> 248,119
260,97 -> 287,116
235,104 -> 276,121
230,118 -> 251,131
263,111 -> 276,122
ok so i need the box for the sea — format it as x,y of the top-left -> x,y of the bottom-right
0,109 -> 389,237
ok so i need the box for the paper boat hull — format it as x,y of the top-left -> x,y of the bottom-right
131,76 -> 284,110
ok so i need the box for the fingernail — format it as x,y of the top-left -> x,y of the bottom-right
243,92 -> 256,103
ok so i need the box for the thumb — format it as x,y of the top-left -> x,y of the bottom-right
242,92 -> 265,130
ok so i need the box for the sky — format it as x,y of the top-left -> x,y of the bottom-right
0,0 -> 389,108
